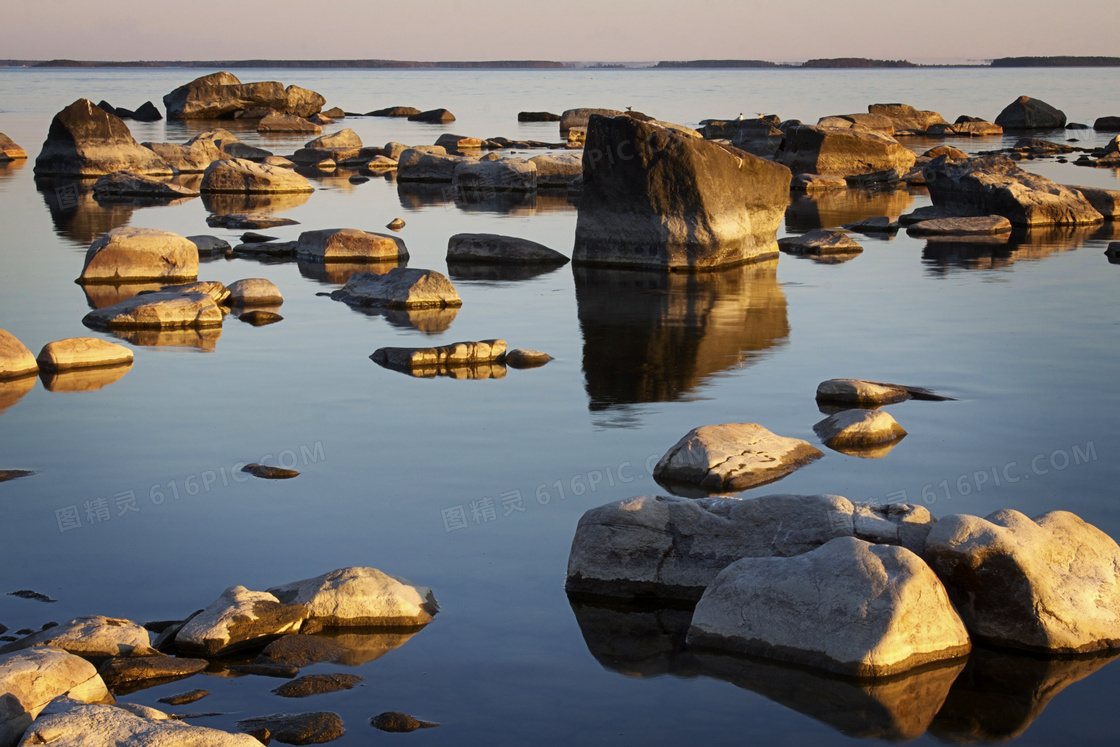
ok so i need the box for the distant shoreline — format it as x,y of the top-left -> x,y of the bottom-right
1,56 -> 1118,70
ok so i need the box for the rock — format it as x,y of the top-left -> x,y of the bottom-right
503,349 -> 553,369
174,586 -> 308,657
237,712 -> 343,745
518,111 -> 561,122
814,409 -> 907,452
329,268 -> 461,309
221,142 -> 273,161
528,153 -> 582,186
5,591 -> 55,603
373,340 -> 507,372
155,281 -> 230,305
228,661 -> 300,679
0,133 -> 27,161
566,494 -> 936,601
239,311 -> 284,326
232,241 -> 297,259
924,509 -> 1120,654
995,95 -> 1067,130
0,471 -> 33,483
227,279 -> 283,307
258,636 -> 346,667
157,689 -> 210,706
446,233 -> 567,265
97,654 -> 208,687
34,99 -> 173,177
0,649 -> 111,747
187,235 -> 231,258
35,339 -> 132,373
435,133 -> 484,150
843,217 -> 900,234
131,101 -> 162,122
453,158 -> 537,192
273,673 -> 363,698
163,72 -> 247,118
205,214 -> 298,229
572,115 -> 791,271
386,218 -> 405,231
407,108 -> 455,123
1094,116 -> 1120,131
201,159 -> 315,194
778,229 -> 863,256
369,712 -> 438,733
906,215 -> 1013,236
924,155 -> 1103,226
241,463 -> 300,479
729,121 -> 785,157
560,108 -> 625,135
368,106 -> 420,117
778,125 -> 917,179
305,128 -> 362,149
18,698 -> 259,747
258,112 -> 321,134
294,228 -> 408,263
816,378 -> 950,404
1105,135 -> 1120,155
0,330 -> 39,381
867,103 -> 949,134
687,537 -> 971,677
396,149 -> 473,182
267,567 -> 438,629
90,171 -> 197,200
933,116 -> 1003,137
77,227 -> 198,284
653,423 -> 823,493
790,173 -> 848,192
264,155 -> 296,168
285,85 -> 326,118
366,156 -> 398,170
566,126 -> 587,144
142,140 -> 224,173
817,113 -> 896,134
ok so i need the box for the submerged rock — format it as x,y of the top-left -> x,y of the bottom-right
174,586 -> 307,657
78,227 -> 199,284
446,233 -> 568,265
566,493 -> 934,601
687,537 -> 971,677
0,649 -> 112,747
572,115 -> 791,271
273,673 -> 363,698
329,268 -> 461,310
157,688 -> 210,706
201,158 -> 315,194
205,213 -> 298,229
0,330 -> 39,381
294,228 -> 408,262
0,616 -> 155,660
368,106 -> 420,118
995,95 -> 1067,130
268,567 -> 438,630
258,112 -> 321,134
34,99 -> 172,177
258,636 -> 347,668
370,712 -> 439,733
653,423 -> 823,493
924,509 -> 1120,654
237,712 -> 344,745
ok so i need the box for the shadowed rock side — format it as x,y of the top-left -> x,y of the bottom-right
33,99 -> 172,177
574,261 -> 788,417
572,115 -> 791,271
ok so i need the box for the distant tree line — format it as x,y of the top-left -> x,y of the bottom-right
656,60 -> 778,68
991,56 -> 1120,67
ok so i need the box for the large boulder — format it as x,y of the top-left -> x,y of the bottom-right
227,278 -> 283,307
924,509 -> 1120,654
687,537 -> 971,677
817,113 -> 896,134
653,423 -> 823,492
163,72 -> 291,119
267,567 -> 439,630
867,103 -> 950,134
329,268 -> 461,309
446,233 -> 568,265
0,617 -> 154,661
1064,185 -> 1120,220
0,133 -> 27,161
77,227 -> 198,284
0,649 -> 112,747
236,712 -> 344,745
82,291 -> 224,330
778,125 -> 917,178
566,494 -> 936,601
924,156 -> 1104,226
407,108 -> 455,123
560,107 -> 625,135
33,99 -> 173,177
18,698 -> 260,747
174,586 -> 307,657
285,85 -> 326,118
572,115 -> 792,271
453,158 -> 537,192
0,330 -> 38,380
200,158 -> 315,194
396,148 -> 473,182
294,228 -> 408,262
1094,116 -> 1120,132
994,96 -> 1067,130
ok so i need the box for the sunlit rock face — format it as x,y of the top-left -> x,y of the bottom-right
34,99 -> 173,178
572,116 -> 791,271
777,125 -> 916,179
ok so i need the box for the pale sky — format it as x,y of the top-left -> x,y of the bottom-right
6,0 -> 1119,63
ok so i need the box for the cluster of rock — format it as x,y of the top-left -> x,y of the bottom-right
0,567 -> 438,746
370,338 -> 552,379
163,72 -> 325,123
2,327 -> 135,394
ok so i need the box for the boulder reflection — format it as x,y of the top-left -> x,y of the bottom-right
786,188 -> 915,232
0,375 -> 37,415
922,224 -> 1101,274
575,261 -> 788,422
36,178 -> 135,246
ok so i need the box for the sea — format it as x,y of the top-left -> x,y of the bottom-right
1,65 -> 1119,745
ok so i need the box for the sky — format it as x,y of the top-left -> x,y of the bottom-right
5,0 -> 1120,63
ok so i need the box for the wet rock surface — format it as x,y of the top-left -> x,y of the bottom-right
273,673 -> 364,698
369,711 -> 439,732
237,711 -> 345,745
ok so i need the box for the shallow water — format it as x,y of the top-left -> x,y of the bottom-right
1,67 -> 1120,745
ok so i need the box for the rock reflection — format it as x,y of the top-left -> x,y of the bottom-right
568,597 -> 701,679
39,363 -> 132,392
930,646 -> 1119,743
0,375 -> 37,414
340,304 -> 458,335
396,184 -> 575,216
373,359 -> 506,379
0,158 -> 28,180
82,282 -> 164,310
575,261 -> 788,420
106,327 -> 222,351
786,188 -> 915,232
298,259 -> 403,286
446,262 -> 566,283
312,627 -> 426,666
922,224 -> 1099,274
202,190 -> 310,216
36,178 -> 135,246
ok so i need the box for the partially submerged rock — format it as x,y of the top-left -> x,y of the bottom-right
814,409 -> 907,453
566,494 -> 935,601
273,673 -> 363,698
1063,185 -> 1120,220
34,99 -> 173,177
157,689 -> 210,706
0,616 -> 155,660
258,636 -> 346,668
258,112 -> 321,134
396,148 -> 473,182
227,278 -> 283,306
0,649 -> 112,747
97,654 -> 208,688
83,291 -> 224,331
529,152 -> 583,186
778,125 -> 916,179
368,106 -> 420,118
408,108 -> 455,123
91,171 -> 198,200
867,103 -> 949,135
370,712 -> 439,733
267,567 -> 438,629
924,509 -> 1120,654
816,378 -> 951,404
187,235 -> 231,258
242,463 -> 300,479
373,340 -> 507,372
201,159 -> 315,194
294,228 -> 408,262
653,423 -> 823,493
687,537 -> 971,677
173,586 -> 307,656
0,133 -> 27,161
329,268 -> 461,309
453,158 -> 537,192
446,233 -> 567,265
995,96 -> 1067,130
504,349 -> 553,369
778,229 -> 863,256
906,215 -> 1013,236
78,227 -> 199,284
560,108 -> 625,135
0,330 -> 39,381
791,173 -> 848,192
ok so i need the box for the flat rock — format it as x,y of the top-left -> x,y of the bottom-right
504,349 -> 553,368
187,235 -> 232,257
435,133 -> 484,150
0,133 -> 27,161
446,233 -> 567,265
867,103 -> 949,134
572,115 -> 791,271
653,423 -> 823,493
34,98 -> 172,177
907,215 -> 1013,236
924,509 -> 1120,654
0,617 -> 154,661
778,125 -> 916,178
566,493 -> 934,601
369,712 -> 439,733
778,229 -> 863,256
174,586 -> 307,657
258,636 -> 347,667
0,649 -> 112,747
814,409 -> 907,452
528,152 -> 582,186
241,463 -> 299,479
91,171 -> 198,200
791,173 -> 848,192
0,330 -> 39,381
268,567 -> 438,629
205,213 -> 299,229
78,227 -> 199,284
368,106 -> 420,117
816,378 -> 950,404
687,537 -> 971,677
97,654 -> 208,687
294,228 -> 408,262
157,281 -> 231,305
237,711 -> 344,745
0,471 -> 34,483
18,698 -> 259,747
83,291 -> 224,331
843,216 -> 900,234
518,111 -> 561,122
201,159 -> 315,194
157,689 -> 210,706
453,158 -> 537,192
817,112 -> 896,134
560,108 -> 625,135
995,96 -> 1066,130
227,279 -> 283,307
407,108 -> 455,123
259,112 -> 319,135
329,268 -> 461,309
373,340 -> 507,372
240,310 -> 284,326
273,673 -> 363,698
36,338 -> 133,372
228,661 -> 300,679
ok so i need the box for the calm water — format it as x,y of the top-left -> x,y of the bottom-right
1,67 -> 1119,746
